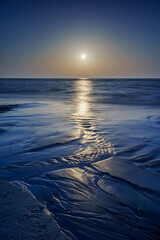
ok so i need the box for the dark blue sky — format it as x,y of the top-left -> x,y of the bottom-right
1,0 -> 160,77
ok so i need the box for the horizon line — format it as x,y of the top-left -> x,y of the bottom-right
0,77 -> 160,80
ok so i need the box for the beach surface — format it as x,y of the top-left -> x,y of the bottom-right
0,78 -> 160,239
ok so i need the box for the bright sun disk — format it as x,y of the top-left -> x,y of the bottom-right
81,54 -> 86,60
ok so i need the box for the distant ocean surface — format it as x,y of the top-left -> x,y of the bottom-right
0,78 -> 160,240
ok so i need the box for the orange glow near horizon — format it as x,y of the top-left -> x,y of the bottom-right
23,37 -> 148,79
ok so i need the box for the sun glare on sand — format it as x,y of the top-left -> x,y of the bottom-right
81,54 -> 86,60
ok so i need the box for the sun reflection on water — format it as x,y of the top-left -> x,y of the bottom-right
62,79 -> 113,164
74,79 -> 92,118
78,101 -> 88,116
70,79 -> 113,162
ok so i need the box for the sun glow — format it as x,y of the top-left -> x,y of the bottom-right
81,54 -> 86,60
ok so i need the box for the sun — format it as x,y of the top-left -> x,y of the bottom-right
81,54 -> 86,60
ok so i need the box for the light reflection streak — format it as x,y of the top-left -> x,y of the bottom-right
75,79 -> 92,118
63,79 -> 113,164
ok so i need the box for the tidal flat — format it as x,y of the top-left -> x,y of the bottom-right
0,78 -> 160,240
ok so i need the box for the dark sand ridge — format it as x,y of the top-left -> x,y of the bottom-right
0,181 -> 71,240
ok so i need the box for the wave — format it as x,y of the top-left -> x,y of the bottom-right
0,104 -> 18,113
0,79 -> 160,106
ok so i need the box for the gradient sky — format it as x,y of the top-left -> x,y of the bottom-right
1,0 -> 160,78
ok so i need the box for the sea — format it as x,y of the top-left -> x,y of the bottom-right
0,78 -> 160,240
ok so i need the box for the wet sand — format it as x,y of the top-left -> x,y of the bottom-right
0,79 -> 160,239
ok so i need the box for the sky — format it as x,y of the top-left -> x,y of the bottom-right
0,0 -> 160,78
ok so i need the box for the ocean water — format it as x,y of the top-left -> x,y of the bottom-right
0,78 -> 160,239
